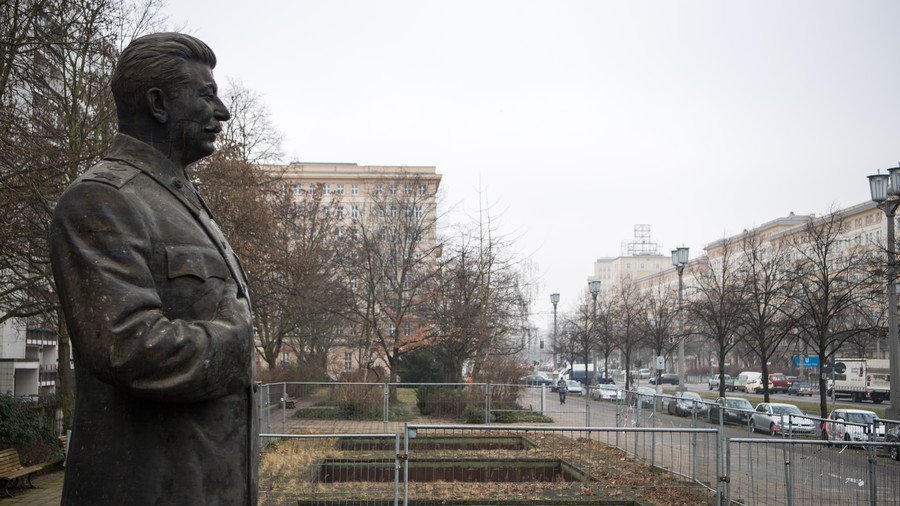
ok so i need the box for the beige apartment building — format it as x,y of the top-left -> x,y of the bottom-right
620,202 -> 888,373
588,225 -> 669,295
256,162 -> 443,377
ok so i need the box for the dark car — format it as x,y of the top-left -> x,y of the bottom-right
708,397 -> 754,425
787,381 -> 813,396
650,373 -> 679,385
522,374 -> 553,386
886,425 -> 900,461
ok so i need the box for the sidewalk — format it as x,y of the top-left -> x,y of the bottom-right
3,471 -> 62,506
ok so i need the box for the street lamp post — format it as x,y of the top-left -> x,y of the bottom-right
588,280 -> 601,384
550,293 -> 560,367
868,167 -> 900,420
672,247 -> 689,392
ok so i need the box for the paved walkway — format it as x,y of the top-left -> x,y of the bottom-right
3,471 -> 62,506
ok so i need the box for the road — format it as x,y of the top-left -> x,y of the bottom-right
514,384 -> 900,505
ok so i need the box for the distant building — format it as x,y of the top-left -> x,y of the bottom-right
0,320 -> 58,398
588,225 -> 669,294
256,162 -> 442,376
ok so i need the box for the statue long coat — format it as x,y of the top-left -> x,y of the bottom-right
49,133 -> 258,505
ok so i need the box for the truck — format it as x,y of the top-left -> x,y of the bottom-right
827,358 -> 890,404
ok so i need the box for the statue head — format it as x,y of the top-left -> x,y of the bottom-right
111,33 -> 231,167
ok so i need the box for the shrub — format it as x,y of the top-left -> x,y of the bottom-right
415,386 -> 480,418
463,405 -> 486,424
0,395 -> 60,465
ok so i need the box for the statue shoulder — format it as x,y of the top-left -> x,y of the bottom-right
78,160 -> 141,189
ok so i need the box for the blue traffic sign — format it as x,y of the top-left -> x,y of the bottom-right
792,355 -> 820,367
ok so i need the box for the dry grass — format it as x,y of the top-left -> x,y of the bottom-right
258,431 -> 715,505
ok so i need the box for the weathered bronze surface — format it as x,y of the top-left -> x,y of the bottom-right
49,33 -> 257,505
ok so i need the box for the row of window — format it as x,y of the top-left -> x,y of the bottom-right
324,205 -> 425,220
291,182 -> 430,197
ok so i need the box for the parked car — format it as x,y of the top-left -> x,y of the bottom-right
639,368 -> 651,379
650,373 -> 679,385
766,373 -> 791,394
667,391 -> 708,417
735,371 -> 762,393
591,384 -> 624,401
787,381 -> 813,396
708,374 -> 733,391
886,425 -> 900,461
632,387 -> 656,408
565,379 -> 584,395
522,374 -> 553,386
786,375 -> 799,386
750,403 -> 816,436
708,397 -> 754,425
824,409 -> 884,442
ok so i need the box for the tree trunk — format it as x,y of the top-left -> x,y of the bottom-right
761,356 -> 771,403
56,312 -> 75,433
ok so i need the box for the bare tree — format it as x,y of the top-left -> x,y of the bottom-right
736,231 -> 798,402
613,278 -> 644,391
639,280 -> 680,388
338,175 -> 443,383
423,217 -> 531,382
686,239 -> 746,399
0,0 -> 163,430
593,293 -> 618,385
790,212 -> 880,419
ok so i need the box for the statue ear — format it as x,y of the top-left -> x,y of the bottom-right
146,88 -> 168,123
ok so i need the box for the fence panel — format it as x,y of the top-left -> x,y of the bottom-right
727,438 -> 900,505
403,424 -> 720,505
257,432 -> 400,506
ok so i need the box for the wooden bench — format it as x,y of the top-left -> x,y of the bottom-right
0,448 -> 44,498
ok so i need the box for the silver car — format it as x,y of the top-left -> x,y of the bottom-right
750,403 -> 816,436
591,384 -> 623,401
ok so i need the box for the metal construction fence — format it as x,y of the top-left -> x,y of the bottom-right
257,381 -> 900,505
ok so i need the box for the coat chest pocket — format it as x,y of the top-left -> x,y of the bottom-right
166,245 -> 229,280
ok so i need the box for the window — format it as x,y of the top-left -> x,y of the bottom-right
404,184 -> 412,196
344,352 -> 352,372
378,207 -> 385,218
309,183 -> 316,193
405,206 -> 413,217
294,184 -> 301,195
281,352 -> 290,365
418,184 -> 427,196
379,228 -> 387,240
351,184 -> 359,195
336,227 -> 344,239
351,204 -> 359,219
375,183 -> 383,196
415,206 -> 423,219
404,323 -> 412,335
337,184 -> 344,195
389,183 -> 397,195
336,206 -> 344,219
324,183 -> 332,195
322,205 -> 330,218
389,205 -> 397,218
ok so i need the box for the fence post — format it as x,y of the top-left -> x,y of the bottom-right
540,384 -> 545,415
867,445 -> 878,506
403,424 -> 410,506
585,401 -> 590,427
383,383 -> 390,433
485,383 -> 491,424
394,433 -> 401,506
718,398 -> 727,505
782,444 -> 794,506
691,401 -> 697,482
650,399 -> 656,467
615,395 -> 621,449
281,383 -> 287,434
265,385 -> 271,438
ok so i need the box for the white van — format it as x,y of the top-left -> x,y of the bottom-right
735,371 -> 762,393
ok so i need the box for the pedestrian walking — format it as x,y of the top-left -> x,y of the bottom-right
557,378 -> 568,404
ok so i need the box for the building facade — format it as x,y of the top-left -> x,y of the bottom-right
257,162 -> 443,377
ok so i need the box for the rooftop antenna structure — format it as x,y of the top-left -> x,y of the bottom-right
621,224 -> 661,256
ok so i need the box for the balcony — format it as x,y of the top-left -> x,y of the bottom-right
25,327 -> 58,346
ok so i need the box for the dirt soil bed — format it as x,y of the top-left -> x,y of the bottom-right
258,431 -> 715,505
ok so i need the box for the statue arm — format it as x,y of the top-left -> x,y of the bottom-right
50,182 -> 252,403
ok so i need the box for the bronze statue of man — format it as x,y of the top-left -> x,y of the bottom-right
49,33 -> 257,505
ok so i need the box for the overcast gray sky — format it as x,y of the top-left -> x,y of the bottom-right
163,1 -> 900,332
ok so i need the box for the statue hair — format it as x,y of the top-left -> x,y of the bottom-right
111,32 -> 217,123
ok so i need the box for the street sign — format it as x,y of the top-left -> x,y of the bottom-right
656,355 -> 665,370
792,355 -> 820,368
